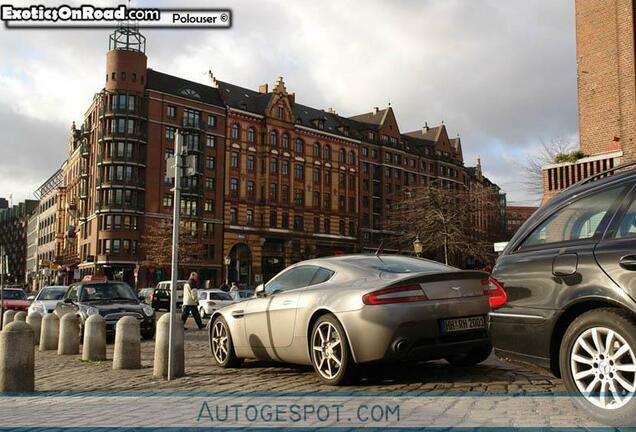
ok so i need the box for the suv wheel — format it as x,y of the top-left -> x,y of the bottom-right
560,308 -> 636,425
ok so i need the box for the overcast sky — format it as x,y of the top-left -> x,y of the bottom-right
0,0 -> 577,205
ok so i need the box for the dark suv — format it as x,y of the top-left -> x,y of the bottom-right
55,277 -> 156,340
491,163 -> 636,424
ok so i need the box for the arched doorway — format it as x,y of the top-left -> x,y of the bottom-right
228,243 -> 252,288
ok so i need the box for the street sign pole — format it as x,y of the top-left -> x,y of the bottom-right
167,130 -> 183,381
0,246 -> 5,331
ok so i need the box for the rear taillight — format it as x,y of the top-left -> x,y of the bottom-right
206,301 -> 216,305
362,285 -> 427,305
149,293 -> 155,302
482,277 -> 507,309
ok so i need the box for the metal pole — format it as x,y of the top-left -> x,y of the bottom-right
0,246 -> 5,331
167,131 -> 183,381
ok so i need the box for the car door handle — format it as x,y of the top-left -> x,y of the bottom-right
553,253 -> 578,277
619,255 -> 636,271
231,309 -> 244,318
282,300 -> 294,306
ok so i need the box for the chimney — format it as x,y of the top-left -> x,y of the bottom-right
373,107 -> 379,114
422,122 -> 429,133
258,83 -> 268,94
208,70 -> 218,88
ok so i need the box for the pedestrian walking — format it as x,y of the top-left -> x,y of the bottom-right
229,282 -> 239,292
182,272 -> 204,330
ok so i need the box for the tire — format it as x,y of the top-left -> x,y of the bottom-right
210,316 -> 242,368
560,308 -> 636,426
445,344 -> 492,366
199,306 -> 206,319
310,314 -> 357,385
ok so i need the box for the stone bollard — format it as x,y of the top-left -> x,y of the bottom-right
0,321 -> 34,392
2,310 -> 16,327
82,314 -> 106,361
113,316 -> 141,370
58,313 -> 80,355
26,312 -> 43,345
153,313 -> 184,378
39,313 -> 59,351
14,311 -> 27,322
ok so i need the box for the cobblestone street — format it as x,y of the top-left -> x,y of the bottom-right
33,321 -> 563,394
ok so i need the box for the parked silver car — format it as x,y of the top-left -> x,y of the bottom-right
27,285 -> 68,315
209,254 -> 501,385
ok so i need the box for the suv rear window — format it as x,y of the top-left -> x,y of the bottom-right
521,186 -> 625,249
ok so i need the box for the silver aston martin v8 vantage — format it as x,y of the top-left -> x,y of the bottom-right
208,254 -> 506,385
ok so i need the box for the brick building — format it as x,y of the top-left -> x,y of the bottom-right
505,206 -> 538,238
51,24 -> 504,288
542,0 -> 636,202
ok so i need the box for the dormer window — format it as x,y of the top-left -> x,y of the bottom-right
179,88 -> 201,99
278,106 -> 284,119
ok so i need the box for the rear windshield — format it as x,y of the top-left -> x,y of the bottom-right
38,287 -> 67,300
210,292 -> 232,301
79,283 -> 137,302
2,290 -> 26,300
346,256 -> 449,274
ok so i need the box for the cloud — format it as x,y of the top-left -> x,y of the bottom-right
0,0 -> 577,205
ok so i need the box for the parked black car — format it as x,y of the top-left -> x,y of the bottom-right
55,277 -> 156,340
137,287 -> 170,311
491,162 -> 636,424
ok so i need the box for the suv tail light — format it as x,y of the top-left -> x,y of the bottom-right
206,301 -> 216,305
362,285 -> 427,305
482,277 -> 507,309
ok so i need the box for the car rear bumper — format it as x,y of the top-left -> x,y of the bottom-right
337,295 -> 490,363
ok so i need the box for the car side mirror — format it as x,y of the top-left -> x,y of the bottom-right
27,295 -> 35,301
255,284 -> 265,297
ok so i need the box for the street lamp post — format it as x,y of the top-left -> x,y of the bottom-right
224,255 -> 231,285
413,235 -> 423,258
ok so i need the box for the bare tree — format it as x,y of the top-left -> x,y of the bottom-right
141,218 -> 204,268
523,137 -> 578,196
387,183 -> 500,266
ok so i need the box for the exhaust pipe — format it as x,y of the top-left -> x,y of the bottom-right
393,339 -> 409,353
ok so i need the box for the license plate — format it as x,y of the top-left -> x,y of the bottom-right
441,316 -> 485,333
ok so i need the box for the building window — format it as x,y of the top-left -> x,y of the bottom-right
314,217 -> 320,233
165,127 -> 175,140
270,183 -> 278,200
313,191 -> 320,208
282,213 -> 289,229
207,115 -> 217,128
230,178 -> 239,195
339,220 -> 346,235
231,123 -> 240,140
294,164 -> 304,180
230,208 -> 238,224
294,190 -> 304,206
247,127 -> 255,143
206,135 -> 216,148
270,158 -> 278,174
348,151 -> 355,165
162,194 -> 173,207
282,185 -> 289,202
338,172 -> 345,187
205,200 -> 214,212
325,171 -> 331,185
205,177 -> 215,191
313,143 -> 320,158
167,106 -> 176,118
278,106 -> 284,119
349,174 -> 355,190
323,193 -> 331,209
339,149 -> 345,163
269,211 -> 277,227
349,222 -> 355,236
339,195 -> 345,211
206,157 -> 215,170
247,155 -> 255,172
282,133 -> 290,150
231,152 -> 239,168
247,180 -> 255,197
295,138 -> 304,155
246,209 -> 254,226
324,218 -> 330,234
282,160 -> 289,176
270,130 -> 278,147
362,147 -> 368,157
293,216 -> 304,231
313,168 -> 321,183
323,145 -> 331,161
183,108 -> 200,128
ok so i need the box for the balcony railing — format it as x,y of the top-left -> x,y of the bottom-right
98,128 -> 147,141
96,177 -> 146,189
96,152 -> 147,165
182,117 -> 204,130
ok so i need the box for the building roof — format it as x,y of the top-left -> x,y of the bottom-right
403,125 -> 443,146
217,80 -> 272,113
348,108 -> 389,127
146,69 -> 225,107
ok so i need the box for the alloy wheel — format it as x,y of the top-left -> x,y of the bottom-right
312,321 -> 343,380
212,320 -> 229,364
571,326 -> 636,409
